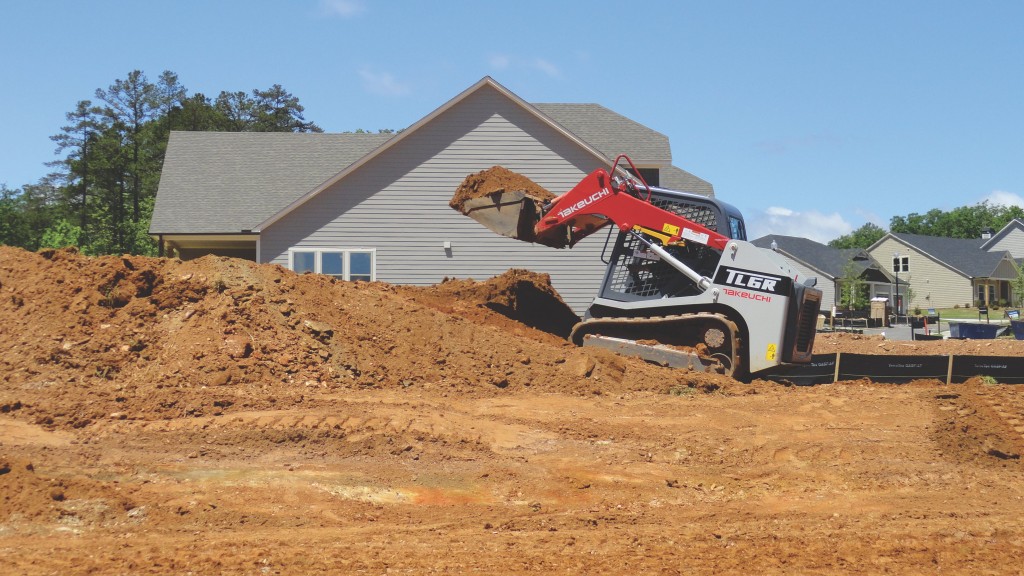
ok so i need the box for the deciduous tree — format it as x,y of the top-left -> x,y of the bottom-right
828,222 -> 886,249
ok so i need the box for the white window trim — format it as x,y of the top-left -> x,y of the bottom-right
287,248 -> 376,281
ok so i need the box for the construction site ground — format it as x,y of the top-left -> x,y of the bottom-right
2,246 -> 1023,574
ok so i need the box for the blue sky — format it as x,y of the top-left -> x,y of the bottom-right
2,0 -> 1022,243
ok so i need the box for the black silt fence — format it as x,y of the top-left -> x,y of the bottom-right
759,353 -> 1024,385
758,354 -> 837,386
836,354 -> 950,384
950,356 -> 1024,384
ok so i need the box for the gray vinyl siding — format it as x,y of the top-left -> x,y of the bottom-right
986,227 -> 1024,259
260,85 -> 614,316
870,238 -> 972,310
991,257 -> 1018,280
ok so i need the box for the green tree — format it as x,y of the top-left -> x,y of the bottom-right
0,182 -> 62,250
837,260 -> 869,310
167,93 -> 229,131
0,185 -> 30,247
214,90 -> 258,131
903,278 -> 918,314
94,70 -> 160,223
27,69 -> 324,257
252,84 -> 322,132
828,222 -> 886,249
1012,260 -> 1024,308
40,218 -> 84,250
890,201 -> 1024,239
215,85 -> 322,133
49,99 -> 103,232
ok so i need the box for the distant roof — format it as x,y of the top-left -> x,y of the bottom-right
150,131 -> 391,234
889,232 -> 1008,278
751,234 -> 881,280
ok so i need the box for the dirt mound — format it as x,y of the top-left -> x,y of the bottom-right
400,269 -> 580,338
0,246 -> 711,431
448,166 -> 556,211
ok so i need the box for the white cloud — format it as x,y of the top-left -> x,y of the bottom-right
982,189 -> 1024,207
573,49 -> 591,63
485,54 -> 561,78
320,0 -> 364,17
532,58 -> 561,78
488,54 -> 511,70
765,206 -> 794,217
747,206 -> 854,245
358,68 -> 409,97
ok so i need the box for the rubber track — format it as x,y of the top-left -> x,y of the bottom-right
569,312 -> 742,376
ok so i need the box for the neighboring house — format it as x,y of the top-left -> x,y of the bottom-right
867,232 -> 1020,310
150,76 -> 713,316
980,218 -> 1024,258
751,234 -> 895,311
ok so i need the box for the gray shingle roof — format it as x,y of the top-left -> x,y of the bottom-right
891,232 -> 1007,278
150,131 -> 392,234
751,234 -> 879,279
534,104 -> 712,196
660,165 -> 714,196
533,103 -> 671,163
153,100 -> 713,234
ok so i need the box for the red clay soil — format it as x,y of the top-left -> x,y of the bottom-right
3,245 -> 1024,574
448,166 -> 556,212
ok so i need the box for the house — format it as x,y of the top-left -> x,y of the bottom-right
754,220 -> 1024,314
150,77 -> 713,316
867,232 -> 1020,310
980,218 -> 1024,258
750,234 -> 896,311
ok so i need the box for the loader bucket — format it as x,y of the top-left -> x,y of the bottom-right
450,166 -> 557,244
459,191 -> 545,242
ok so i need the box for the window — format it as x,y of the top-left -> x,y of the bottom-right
321,252 -> 344,278
349,251 -> 373,282
288,248 -> 375,281
293,251 -> 315,274
728,216 -> 746,240
892,256 -> 909,273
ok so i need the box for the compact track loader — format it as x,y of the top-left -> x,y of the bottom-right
452,156 -> 822,379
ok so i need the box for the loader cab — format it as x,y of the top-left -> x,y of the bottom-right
598,187 -> 743,303
725,208 -> 747,241
646,187 -> 746,240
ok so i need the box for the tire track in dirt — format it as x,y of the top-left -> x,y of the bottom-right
933,383 -> 1024,465
87,398 -> 563,461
